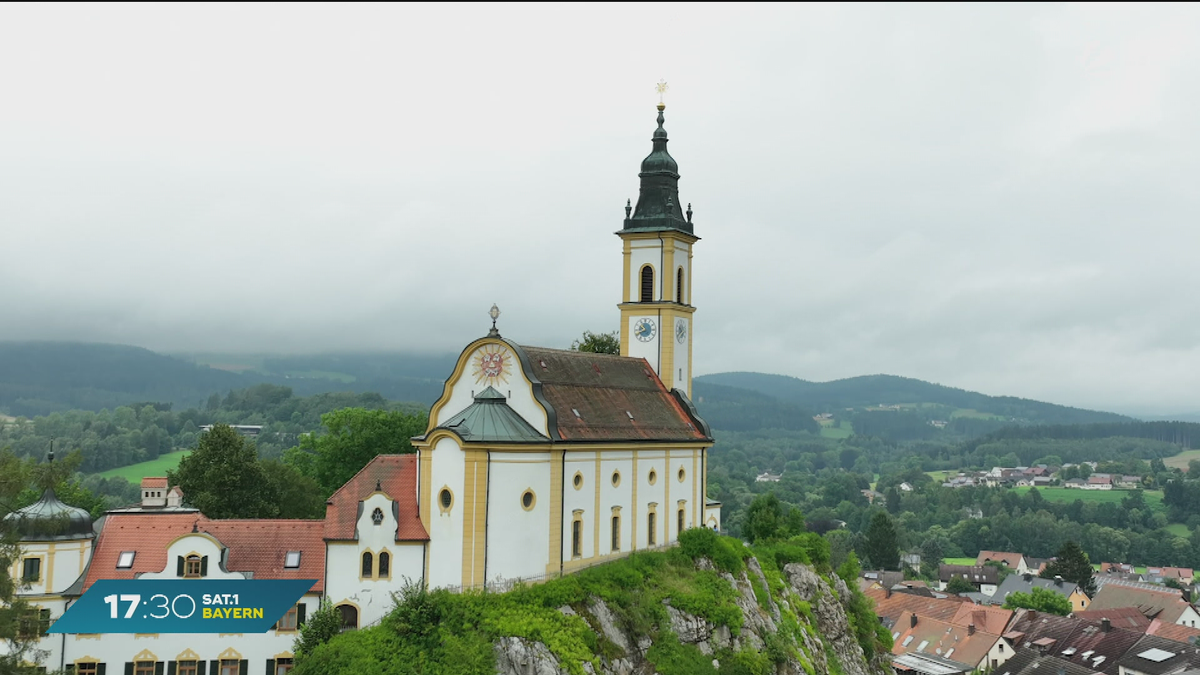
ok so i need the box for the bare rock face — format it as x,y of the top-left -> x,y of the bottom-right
491,559 -> 895,675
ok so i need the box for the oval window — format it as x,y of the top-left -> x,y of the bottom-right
440,489 -> 453,510
612,471 -> 621,487
678,467 -> 686,482
521,490 -> 536,511
648,469 -> 657,485
573,472 -> 583,489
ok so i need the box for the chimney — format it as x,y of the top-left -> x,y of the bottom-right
1054,575 -> 1063,587
911,614 -> 918,628
968,623 -> 976,636
1101,618 -> 1111,633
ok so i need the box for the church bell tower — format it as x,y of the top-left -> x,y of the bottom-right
617,100 -> 698,398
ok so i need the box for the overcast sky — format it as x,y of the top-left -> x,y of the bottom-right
2,4 -> 1199,414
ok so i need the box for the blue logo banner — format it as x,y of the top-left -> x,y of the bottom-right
49,579 -> 317,634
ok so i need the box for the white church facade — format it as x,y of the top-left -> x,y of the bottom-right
5,101 -> 720,674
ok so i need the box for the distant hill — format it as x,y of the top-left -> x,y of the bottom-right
696,371 -> 1131,427
0,342 -> 454,416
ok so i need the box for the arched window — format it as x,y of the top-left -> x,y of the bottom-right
378,551 -> 390,577
371,508 -> 384,525
648,512 -> 657,546
611,515 -> 620,552
337,604 -> 358,630
572,519 -> 583,558
361,552 -> 373,578
640,265 -> 654,302
678,508 -> 685,535
676,267 -> 684,304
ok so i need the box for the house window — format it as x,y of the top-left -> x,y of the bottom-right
275,658 -> 294,675
361,552 -> 373,578
640,265 -> 654,302
372,508 -> 384,525
136,662 -> 156,675
678,508 -> 685,534
573,472 -> 583,489
117,551 -> 136,568
676,268 -> 684,304
337,604 -> 358,630
378,551 -> 390,578
18,608 -> 50,638
184,555 -> 202,578
22,557 -> 40,582
648,469 -> 657,485
572,519 -> 582,558
439,489 -> 453,510
177,660 -> 198,675
611,515 -> 620,552
276,604 -> 299,631
521,490 -> 536,511
76,664 -> 99,675
284,551 -> 301,569
219,659 -> 239,675
611,471 -> 621,487
678,467 -> 685,482
648,512 -> 657,546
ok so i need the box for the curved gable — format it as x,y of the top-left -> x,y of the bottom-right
427,337 -> 551,439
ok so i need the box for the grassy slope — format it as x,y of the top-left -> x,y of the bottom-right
96,450 -> 189,482
1010,486 -> 1165,512
1166,449 -> 1200,471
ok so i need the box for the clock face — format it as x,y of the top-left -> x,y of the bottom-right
634,318 -> 657,342
675,320 -> 687,344
472,345 -> 512,386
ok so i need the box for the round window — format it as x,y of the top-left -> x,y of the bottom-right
648,469 -> 657,485
440,489 -> 453,510
612,471 -> 621,487
573,472 -> 583,489
678,467 -> 686,482
521,489 -> 536,511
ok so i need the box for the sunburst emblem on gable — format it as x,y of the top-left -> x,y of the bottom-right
472,344 -> 512,387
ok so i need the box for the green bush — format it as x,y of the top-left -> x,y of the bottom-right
678,527 -> 745,573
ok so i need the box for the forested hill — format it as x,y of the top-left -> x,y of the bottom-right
0,342 -> 453,417
697,371 -> 1131,425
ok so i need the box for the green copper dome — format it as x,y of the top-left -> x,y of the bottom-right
437,386 -> 549,443
3,488 -> 95,541
619,105 -> 694,236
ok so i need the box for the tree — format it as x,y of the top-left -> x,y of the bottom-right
863,511 -> 900,571
0,448 -> 55,673
570,330 -> 620,354
884,487 -> 902,515
826,529 -> 857,571
293,599 -> 343,659
919,537 -> 944,580
742,493 -> 805,544
169,424 -> 279,519
1040,540 -> 1096,596
1002,587 -> 1072,615
285,408 -> 428,496
945,576 -> 976,594
837,550 -> 863,586
260,460 -> 326,519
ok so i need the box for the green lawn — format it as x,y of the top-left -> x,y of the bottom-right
926,470 -> 954,482
945,557 -> 977,566
96,450 -> 190,483
1011,486 -> 1165,512
1164,523 -> 1190,538
1165,449 -> 1200,472
819,420 -> 853,439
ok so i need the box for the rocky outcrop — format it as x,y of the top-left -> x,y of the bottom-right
493,559 -> 895,675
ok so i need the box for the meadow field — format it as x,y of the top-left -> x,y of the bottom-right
96,450 -> 189,483
1011,486 -> 1165,512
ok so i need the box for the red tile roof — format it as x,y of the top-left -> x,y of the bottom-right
890,611 -> 1000,668
976,551 -> 1024,569
1147,618 -> 1200,644
872,592 -> 967,625
1074,607 -> 1152,632
951,603 -> 1014,634
82,514 -> 326,593
323,454 -> 428,542
518,346 -> 709,442
141,477 -> 168,489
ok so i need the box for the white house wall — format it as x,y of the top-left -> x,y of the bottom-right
486,452 -> 552,583
426,436 -> 466,589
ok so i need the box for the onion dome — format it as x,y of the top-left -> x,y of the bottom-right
3,488 -> 95,541
619,103 -> 693,235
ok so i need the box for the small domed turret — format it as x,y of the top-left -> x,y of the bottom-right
3,488 -> 94,541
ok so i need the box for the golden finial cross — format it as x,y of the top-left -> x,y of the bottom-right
655,79 -> 669,105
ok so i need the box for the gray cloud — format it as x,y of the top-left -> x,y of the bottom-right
2,4 -> 1199,413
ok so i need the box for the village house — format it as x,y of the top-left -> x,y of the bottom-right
1110,634 -> 1200,675
976,551 -> 1028,574
938,564 -> 1000,596
1004,608 -> 1147,673
890,610 -> 1014,672
989,573 -> 1092,613
1088,581 -> 1200,628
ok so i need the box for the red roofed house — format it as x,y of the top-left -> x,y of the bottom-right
4,102 -> 722,675
976,551 -> 1028,574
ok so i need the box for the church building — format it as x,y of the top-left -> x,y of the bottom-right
5,101 -> 720,674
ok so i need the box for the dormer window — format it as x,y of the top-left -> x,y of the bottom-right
284,551 -> 301,569
184,555 -> 203,578
117,551 -> 136,569
372,508 -> 384,525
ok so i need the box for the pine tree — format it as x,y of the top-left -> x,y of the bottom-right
863,511 -> 901,571
1040,540 -> 1096,596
